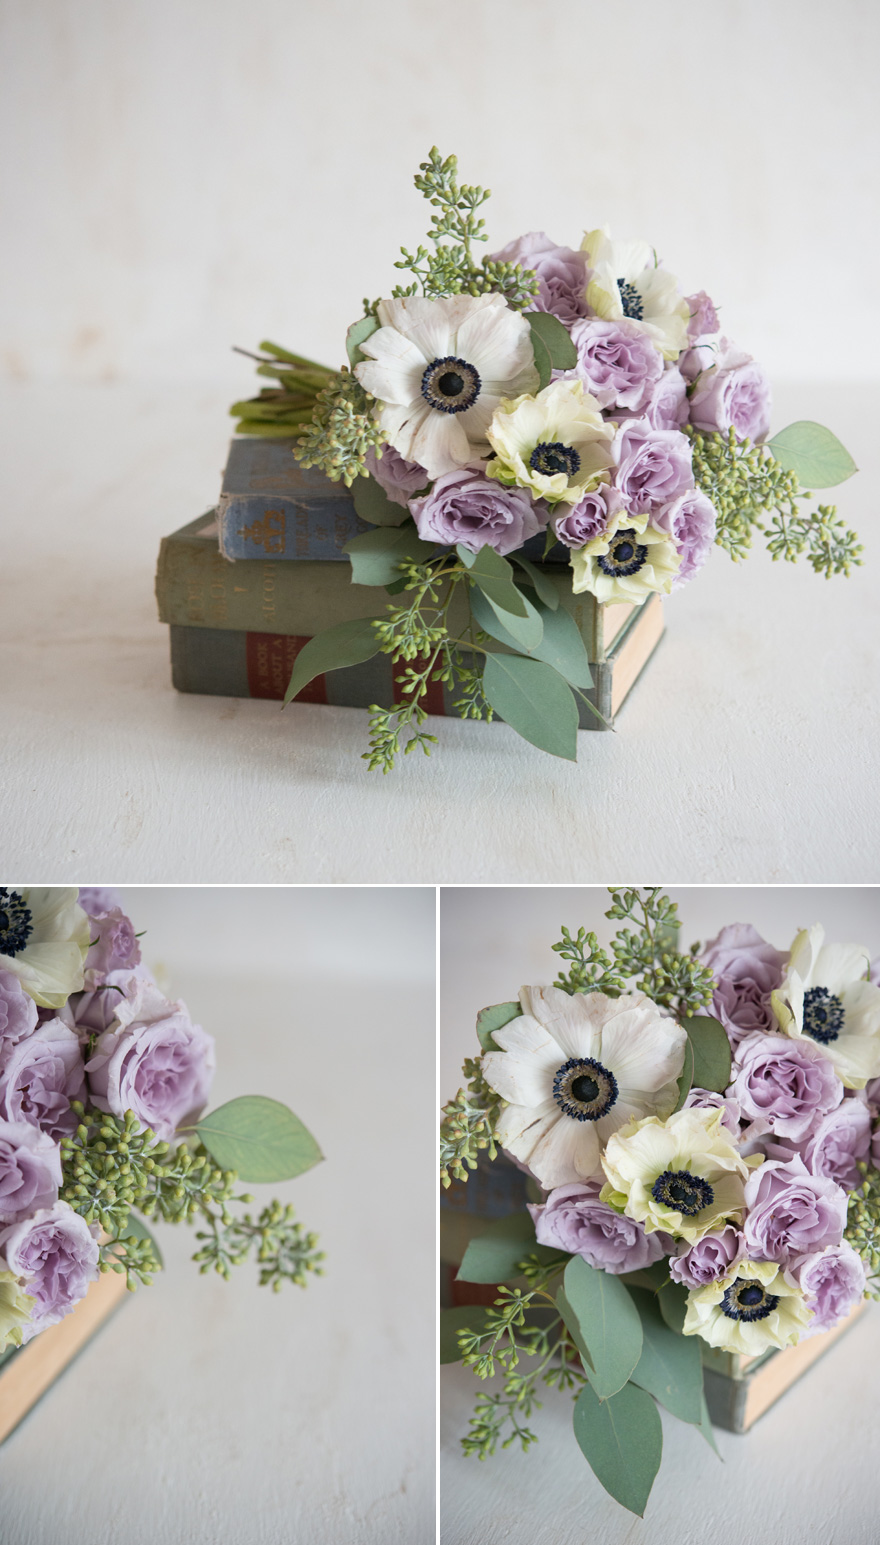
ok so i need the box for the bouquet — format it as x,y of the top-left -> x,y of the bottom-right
234,149 -> 861,771
440,888 -> 880,1516
0,887 -> 323,1357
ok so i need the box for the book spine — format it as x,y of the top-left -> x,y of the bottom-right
216,492 -> 369,560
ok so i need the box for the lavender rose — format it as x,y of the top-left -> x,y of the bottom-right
642,367 -> 689,431
793,1242 -> 866,1335
0,970 -> 38,1047
62,966 -> 154,1042
701,924 -> 786,1048
653,487 -> 717,587
83,906 -> 141,988
554,483 -> 626,549
530,1182 -> 668,1274
799,1099 -> 872,1191
731,1032 -> 843,1141
0,1118 -> 61,1223
491,232 -> 589,326
86,990 -> 215,1140
409,468 -> 547,556
0,1201 -> 99,1341
688,339 -> 772,443
567,318 -> 662,413
363,444 -> 428,507
683,1087 -> 742,1138
77,887 -> 122,917
685,291 -> 719,340
0,1020 -> 86,1140
611,419 -> 694,515
670,1225 -> 745,1288
743,1154 -> 847,1263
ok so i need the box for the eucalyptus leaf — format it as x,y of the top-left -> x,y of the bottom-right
681,1015 -> 732,1094
573,1381 -> 663,1518
618,1259 -> 670,1292
482,653 -> 578,761
529,326 -> 553,391
351,473 -> 411,528
673,1036 -> 695,1111
629,1287 -> 703,1424
556,1284 -> 595,1371
196,1096 -> 323,1183
456,1213 -> 563,1284
121,1212 -> 164,1270
658,1280 -> 689,1336
563,1256 -> 643,1399
345,313 -> 380,367
697,1391 -> 721,1456
469,584 -> 543,652
470,589 -> 591,689
440,1305 -> 491,1363
283,615 -> 384,705
527,311 -> 578,370
511,554 -> 559,610
344,523 -> 436,586
475,1000 -> 522,1053
459,544 -> 529,618
766,420 -> 857,487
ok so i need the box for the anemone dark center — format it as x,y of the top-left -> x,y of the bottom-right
721,1277 -> 780,1323
421,355 -> 481,414
529,441 -> 581,479
553,1057 -> 618,1122
0,889 -> 33,957
618,278 -> 644,320
597,528 -> 649,578
651,1168 -> 714,1217
802,985 -> 845,1045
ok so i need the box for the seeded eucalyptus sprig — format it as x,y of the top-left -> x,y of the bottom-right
845,1160 -> 880,1291
552,888 -> 715,1018
295,367 -> 384,486
440,1058 -> 504,1189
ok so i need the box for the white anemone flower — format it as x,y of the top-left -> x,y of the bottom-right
480,986 -> 686,1190
582,228 -> 690,361
0,888 -> 90,1010
353,293 -> 539,480
599,1108 -> 752,1244
486,377 -> 615,506
569,509 -> 681,603
771,924 -> 880,1088
682,1258 -> 811,1356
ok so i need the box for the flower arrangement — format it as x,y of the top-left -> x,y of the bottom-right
440,889 -> 880,1517
234,150 -> 861,771
0,887 -> 323,1359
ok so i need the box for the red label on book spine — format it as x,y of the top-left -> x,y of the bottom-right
245,632 -> 327,703
391,653 -> 446,716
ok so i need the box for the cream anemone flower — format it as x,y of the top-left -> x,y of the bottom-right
353,293 -> 538,480
600,1108 -> 753,1244
582,228 -> 690,361
480,986 -> 686,1191
771,925 -> 880,1089
569,509 -> 681,603
0,1271 -> 34,1353
682,1258 -> 811,1356
485,378 -> 615,506
0,889 -> 89,1010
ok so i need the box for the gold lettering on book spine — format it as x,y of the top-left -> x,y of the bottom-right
238,508 -> 286,555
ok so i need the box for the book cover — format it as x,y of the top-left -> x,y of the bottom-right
216,438 -> 371,560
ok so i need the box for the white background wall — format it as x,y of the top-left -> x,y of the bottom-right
2,0 -> 878,388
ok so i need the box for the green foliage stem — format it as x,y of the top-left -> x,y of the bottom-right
551,888 -> 715,1018
440,1058 -> 504,1189
230,342 -> 335,437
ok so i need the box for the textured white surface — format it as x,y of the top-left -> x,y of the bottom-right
1,380 -> 878,884
0,887 -> 436,1545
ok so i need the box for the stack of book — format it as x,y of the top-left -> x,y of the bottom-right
155,438 -> 665,728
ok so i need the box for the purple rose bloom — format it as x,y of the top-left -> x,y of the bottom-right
798,1099 -> 872,1191
610,419 -> 694,514
86,989 -> 215,1140
679,338 -> 720,383
793,1243 -> 866,1335
685,291 -> 719,340
567,318 -> 662,413
0,1118 -> 61,1223
491,232 -> 589,326
731,1032 -> 843,1142
530,1182 -> 668,1274
83,907 -> 141,989
0,970 -> 38,1047
743,1154 -> 847,1263
77,887 -> 122,917
670,1225 -> 745,1288
0,1201 -> 99,1341
653,487 -> 717,588
61,966 -> 152,1041
0,1020 -> 86,1140
642,367 -> 689,431
688,339 -> 772,443
683,1086 -> 742,1138
553,482 -> 626,549
701,924 -> 786,1048
409,469 -> 547,557
363,444 -> 428,507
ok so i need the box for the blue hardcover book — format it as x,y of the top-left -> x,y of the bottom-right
216,438 -> 370,560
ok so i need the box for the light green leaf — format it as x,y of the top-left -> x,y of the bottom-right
618,1260 -> 670,1292
196,1096 -> 323,1183
697,1391 -> 721,1456
121,1212 -> 164,1270
511,554 -> 559,610
529,326 -> 552,391
681,1015 -> 732,1094
351,473 -> 411,528
440,1305 -> 491,1363
629,1287 -> 703,1424
344,523 -> 436,585
456,1213 -> 563,1284
470,587 -> 592,687
469,584 -> 543,653
345,313 -> 380,367
527,311 -> 578,370
573,1381 -> 663,1517
556,1284 -> 595,1371
766,420 -> 857,487
658,1280 -> 689,1336
457,543 -> 529,618
673,1035 -> 695,1111
283,615 -> 384,705
563,1255 -> 643,1399
482,653 -> 578,761
475,1001 -> 522,1053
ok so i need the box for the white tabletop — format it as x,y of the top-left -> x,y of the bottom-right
1,379 -> 877,884
0,887 -> 436,1545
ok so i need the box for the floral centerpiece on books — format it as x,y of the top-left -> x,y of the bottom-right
234,149 -> 860,771
439,888 -> 880,1516
0,887 -> 323,1357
